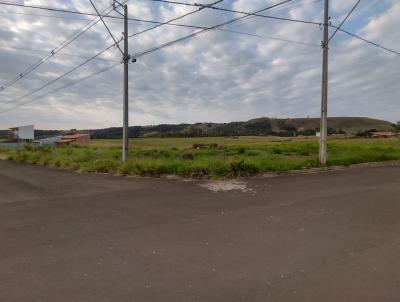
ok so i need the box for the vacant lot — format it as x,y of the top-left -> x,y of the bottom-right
1,136 -> 400,178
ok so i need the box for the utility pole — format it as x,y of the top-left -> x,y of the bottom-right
90,0 -> 130,162
122,3 -> 129,162
319,0 -> 329,165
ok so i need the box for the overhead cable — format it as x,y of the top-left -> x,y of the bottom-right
0,1 -> 114,92
0,63 -> 121,114
329,0 -> 362,41
148,0 -> 322,26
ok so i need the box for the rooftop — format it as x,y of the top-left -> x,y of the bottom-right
61,134 -> 90,139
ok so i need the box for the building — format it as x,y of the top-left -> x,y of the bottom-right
8,125 -> 34,142
370,131 -> 397,138
35,136 -> 62,146
56,134 -> 90,146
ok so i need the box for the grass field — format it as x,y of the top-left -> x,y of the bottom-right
1,136 -> 400,178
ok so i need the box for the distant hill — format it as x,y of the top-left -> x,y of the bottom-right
285,117 -> 395,133
1,117 -> 396,139
87,117 -> 397,139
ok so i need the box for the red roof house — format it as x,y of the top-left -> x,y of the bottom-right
370,131 -> 397,138
56,134 -> 90,145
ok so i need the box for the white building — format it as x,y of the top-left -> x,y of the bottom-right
8,125 -> 34,141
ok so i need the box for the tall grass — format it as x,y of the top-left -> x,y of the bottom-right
1,137 -> 399,178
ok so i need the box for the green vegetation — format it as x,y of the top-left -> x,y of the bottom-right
1,136 -> 400,178
20,117 -> 395,140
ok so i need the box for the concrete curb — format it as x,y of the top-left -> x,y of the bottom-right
260,160 -> 400,178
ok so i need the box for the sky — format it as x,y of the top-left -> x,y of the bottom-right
0,0 -> 399,129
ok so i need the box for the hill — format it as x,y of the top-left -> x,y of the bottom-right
87,117 -> 396,139
1,117 -> 396,139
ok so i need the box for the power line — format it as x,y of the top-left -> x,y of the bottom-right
0,37 -> 316,114
0,1 -> 306,109
230,0 -> 322,28
0,0 -> 216,109
2,0 -> 398,124
0,0 -> 209,29
133,0 -> 302,57
0,1 -> 206,31
335,27 -> 400,56
0,9 -> 191,25
201,0 -> 319,38
128,23 -> 319,47
0,43 -> 119,61
7,0 -> 394,116
2,0 -> 384,112
0,40 -> 120,107
0,63 -> 121,114
0,4 -> 319,48
216,28 -> 319,47
89,0 -> 124,55
204,1 -> 293,31
0,0 -> 321,27
0,0 -> 322,37
323,1 -> 399,55
0,2 -> 114,93
147,0 -> 322,26
0,10 -> 100,21
329,0 -> 362,41
126,0 -> 319,47
1,1 -> 317,24
0,1 -> 263,34
0,1 -> 110,18
0,0 -> 314,112
273,0 -> 322,12
128,0 -> 224,38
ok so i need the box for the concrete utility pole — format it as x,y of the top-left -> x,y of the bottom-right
319,0 -> 329,165
122,3 -> 129,162
89,0 -> 130,162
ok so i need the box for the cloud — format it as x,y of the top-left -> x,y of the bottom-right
0,0 -> 399,129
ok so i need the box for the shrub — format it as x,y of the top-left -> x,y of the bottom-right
14,150 -> 28,162
237,147 -> 246,154
178,152 -> 195,160
190,167 -> 210,178
230,160 -> 259,176
23,144 -> 35,151
209,161 -> 230,177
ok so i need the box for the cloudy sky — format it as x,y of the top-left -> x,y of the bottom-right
0,0 -> 399,129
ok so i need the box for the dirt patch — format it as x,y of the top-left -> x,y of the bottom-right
199,180 -> 255,193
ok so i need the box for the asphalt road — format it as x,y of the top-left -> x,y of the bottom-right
1,160 -> 400,302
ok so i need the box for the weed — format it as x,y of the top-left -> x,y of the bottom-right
1,137 -> 399,178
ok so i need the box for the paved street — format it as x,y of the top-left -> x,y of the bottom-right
1,160 -> 400,302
